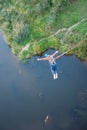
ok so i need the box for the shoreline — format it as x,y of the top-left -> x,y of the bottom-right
0,31 -> 87,63
0,31 -> 87,64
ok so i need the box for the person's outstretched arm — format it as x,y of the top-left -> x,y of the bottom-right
37,50 -> 58,61
51,51 -> 59,57
54,52 -> 66,60
37,57 -> 49,61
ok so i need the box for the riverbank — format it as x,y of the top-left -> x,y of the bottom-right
0,0 -> 87,62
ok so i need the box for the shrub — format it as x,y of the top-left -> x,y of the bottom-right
12,21 -> 30,44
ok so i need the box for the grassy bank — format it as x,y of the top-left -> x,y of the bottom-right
0,0 -> 87,61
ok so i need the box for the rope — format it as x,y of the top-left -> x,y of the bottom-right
55,40 -> 85,60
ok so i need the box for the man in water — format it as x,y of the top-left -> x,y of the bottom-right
37,51 -> 59,79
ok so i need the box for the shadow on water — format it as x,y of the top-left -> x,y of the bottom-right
0,33 -> 87,130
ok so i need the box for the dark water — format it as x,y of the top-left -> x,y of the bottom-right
0,34 -> 87,130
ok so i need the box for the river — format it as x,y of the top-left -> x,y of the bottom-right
0,34 -> 87,130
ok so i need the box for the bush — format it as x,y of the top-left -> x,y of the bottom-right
12,21 -> 30,44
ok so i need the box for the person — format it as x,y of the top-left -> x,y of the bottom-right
37,50 -> 60,79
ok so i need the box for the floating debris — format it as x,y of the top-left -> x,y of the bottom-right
44,115 -> 52,124
44,115 -> 49,123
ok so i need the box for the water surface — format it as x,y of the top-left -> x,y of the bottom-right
0,34 -> 87,130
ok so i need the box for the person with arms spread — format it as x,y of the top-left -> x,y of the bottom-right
37,51 -> 62,80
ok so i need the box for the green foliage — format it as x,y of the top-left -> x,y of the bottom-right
12,22 -> 30,43
73,41 -> 87,60
63,18 -> 87,45
59,44 -> 70,52
0,0 -> 87,61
